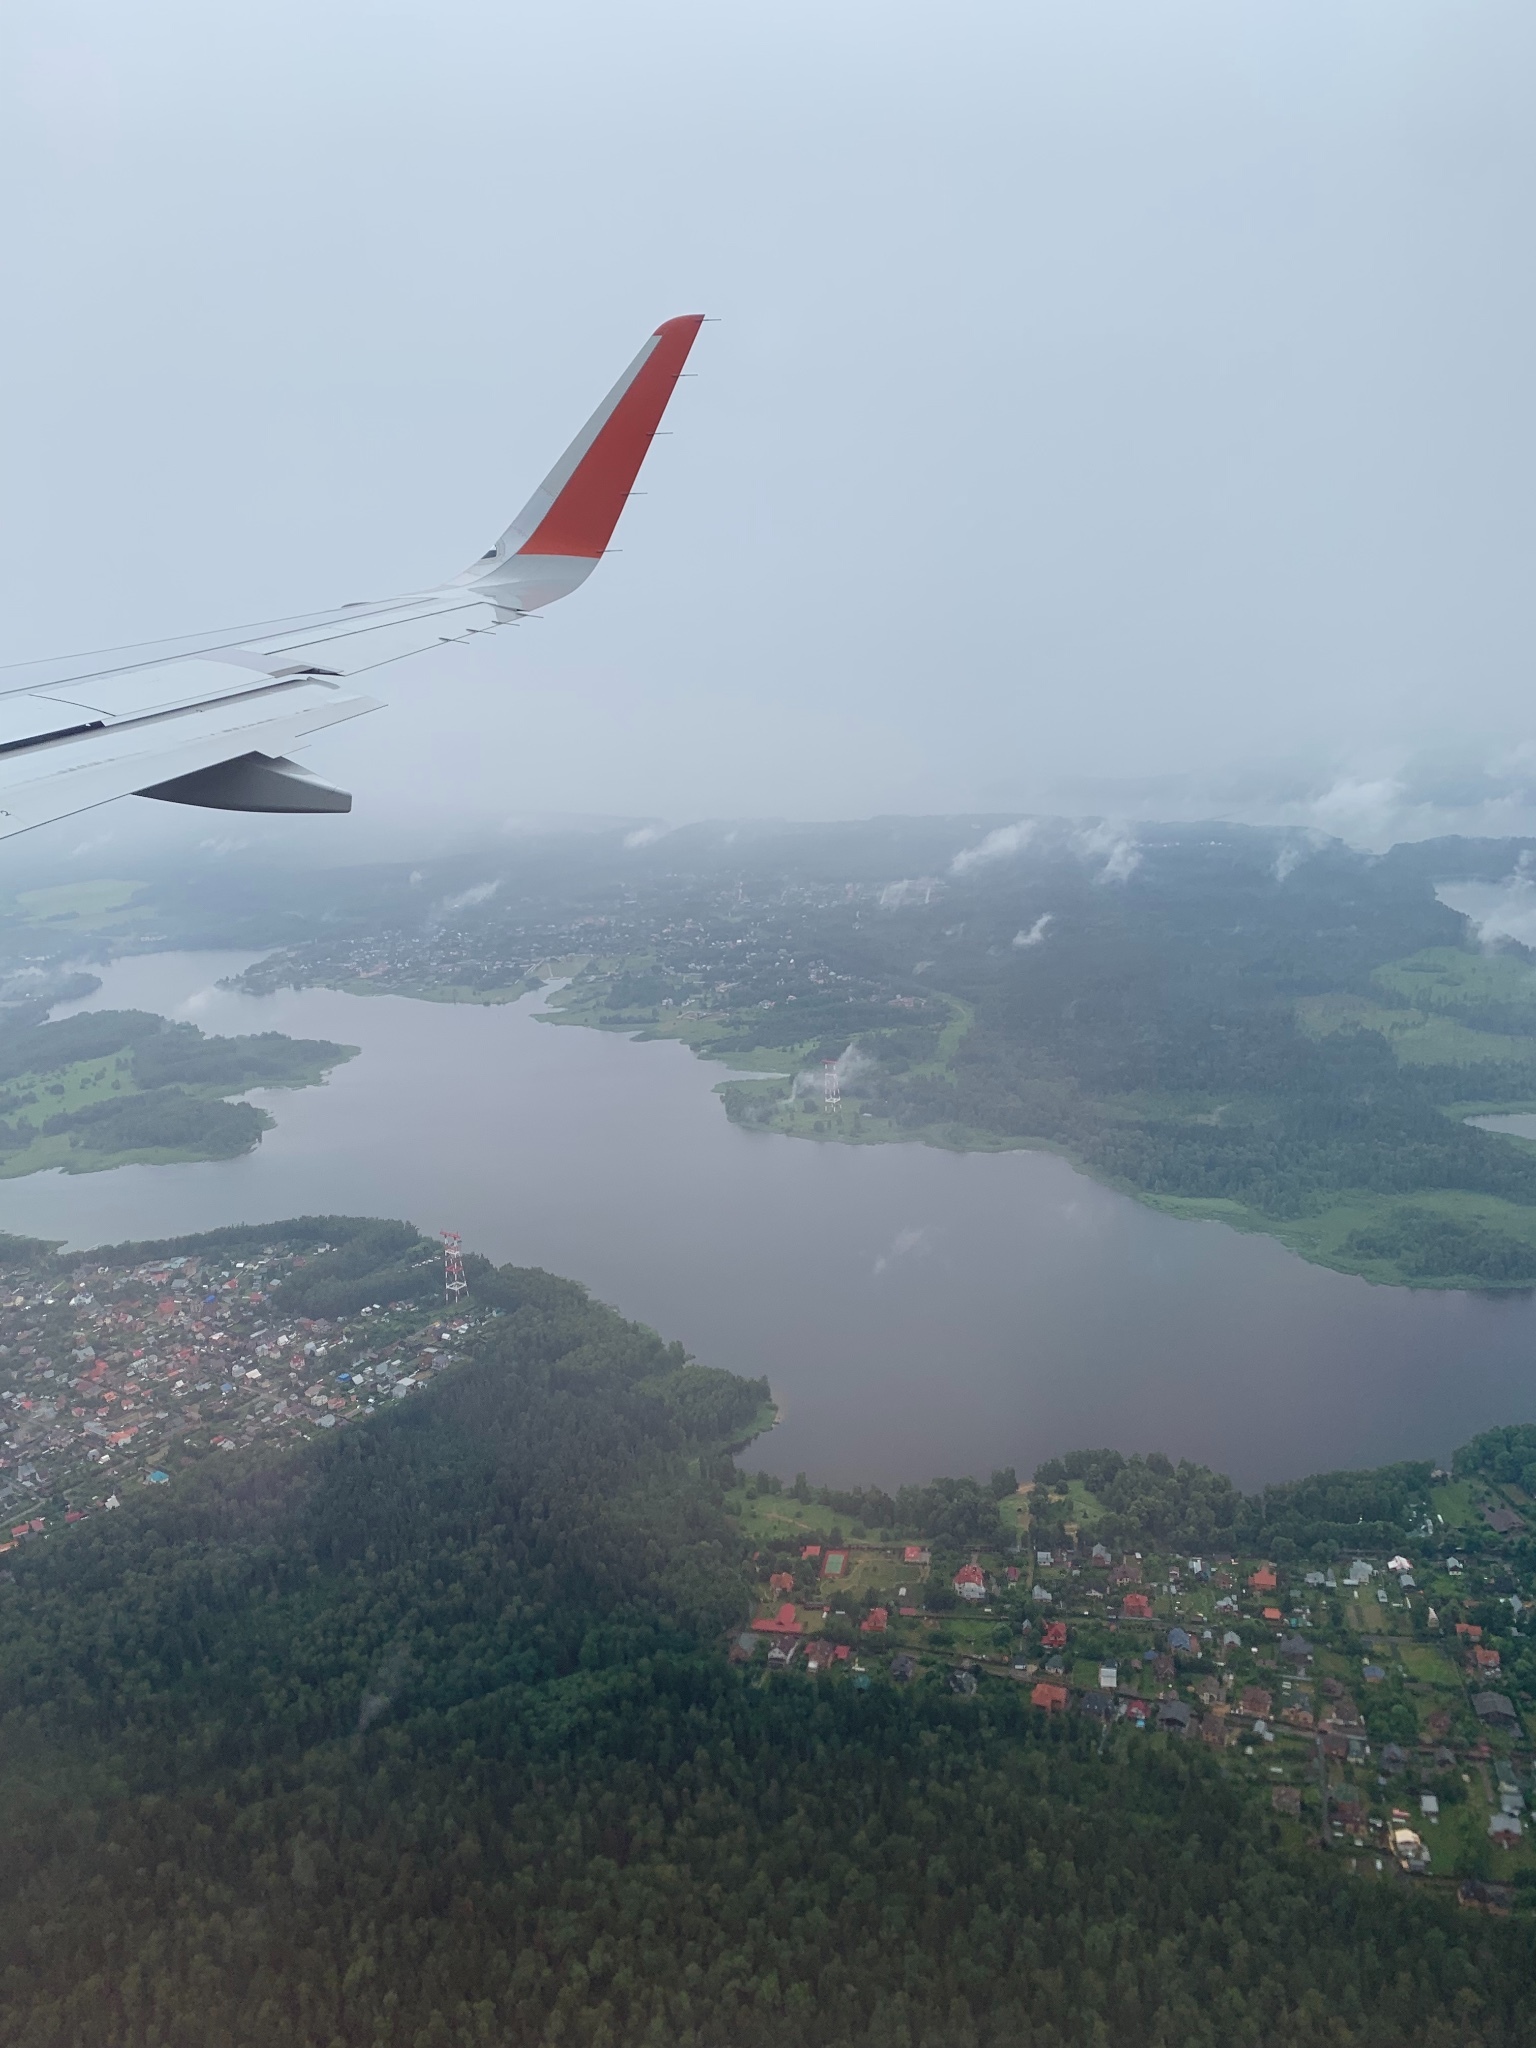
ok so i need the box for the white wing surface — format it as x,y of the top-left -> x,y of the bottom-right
0,314 -> 705,839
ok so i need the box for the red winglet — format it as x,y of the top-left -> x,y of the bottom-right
517,314 -> 704,560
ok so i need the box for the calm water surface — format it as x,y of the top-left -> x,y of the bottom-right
0,951 -> 1533,1491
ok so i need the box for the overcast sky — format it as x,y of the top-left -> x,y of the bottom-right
1,0 -> 1532,869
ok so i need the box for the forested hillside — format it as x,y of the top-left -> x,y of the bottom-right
1,1227 -> 1534,2045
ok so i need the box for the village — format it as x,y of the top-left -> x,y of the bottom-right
731,1466 -> 1536,1907
0,1240 -> 473,1531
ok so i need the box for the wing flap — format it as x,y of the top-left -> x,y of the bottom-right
0,680 -> 378,840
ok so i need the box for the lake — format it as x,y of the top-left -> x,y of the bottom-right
0,951 -> 1533,1492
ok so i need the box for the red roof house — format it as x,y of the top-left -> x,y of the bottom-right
1042,1620 -> 1068,1651
1122,1592 -> 1153,1620
801,1544 -> 821,1560
861,1607 -> 889,1634
751,1603 -> 803,1635
768,1571 -> 794,1593
953,1563 -> 986,1601
1249,1566 -> 1278,1594
903,1546 -> 931,1565
1031,1682 -> 1068,1713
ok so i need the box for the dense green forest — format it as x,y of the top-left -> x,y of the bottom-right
1,1221 -> 1534,2045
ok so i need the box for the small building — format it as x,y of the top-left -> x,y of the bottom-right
1091,1542 -> 1112,1564
891,1653 -> 918,1683
1455,1622 -> 1483,1642
1484,1505 -> 1525,1536
1278,1634 -> 1312,1664
1489,1811 -> 1523,1845
1420,1794 -> 1440,1819
1390,1823 -> 1431,1874
1167,1626 -> 1193,1654
1271,1785 -> 1302,1817
1031,1681 -> 1068,1713
1031,1584 -> 1053,1604
903,1546 -> 930,1566
1474,1692 -> 1522,1731
1098,1664 -> 1118,1691
1248,1566 -> 1278,1594
801,1544 -> 822,1561
1473,1645 -> 1502,1673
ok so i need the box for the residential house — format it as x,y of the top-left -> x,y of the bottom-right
1042,1619 -> 1068,1651
1240,1686 -> 1274,1719
1475,1693 -> 1522,1730
860,1606 -> 889,1634
1031,1681 -> 1068,1713
768,1571 -> 795,1594
751,1602 -> 803,1635
1248,1565 -> 1278,1595
1484,1505 -> 1525,1536
1271,1785 -> 1302,1817
1121,1592 -> 1153,1620
953,1563 -> 986,1602
1157,1699 -> 1192,1735
890,1653 -> 918,1683
903,1546 -> 931,1566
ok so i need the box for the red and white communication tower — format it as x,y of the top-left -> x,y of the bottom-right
822,1057 -> 841,1115
441,1230 -> 468,1306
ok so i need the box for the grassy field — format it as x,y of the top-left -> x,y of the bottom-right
1296,992 -> 1536,1071
1373,948 -> 1536,1017
11,879 -> 146,926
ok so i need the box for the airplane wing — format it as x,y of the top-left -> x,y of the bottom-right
0,313 -> 705,840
